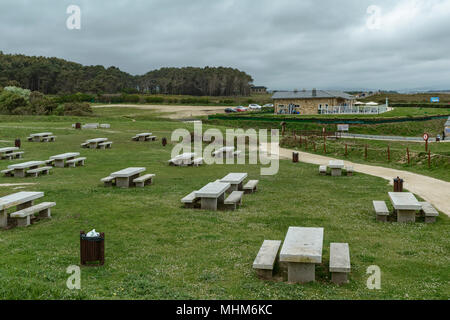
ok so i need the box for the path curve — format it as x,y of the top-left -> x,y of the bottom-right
261,143 -> 450,217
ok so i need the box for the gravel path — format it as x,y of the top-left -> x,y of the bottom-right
261,143 -> 450,217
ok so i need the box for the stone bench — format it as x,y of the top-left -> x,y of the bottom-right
27,136 -> 33,142
10,202 -> 56,227
98,142 -> 112,149
67,157 -> 86,168
233,150 -> 242,157
346,166 -> 354,176
133,174 -> 155,188
80,142 -> 89,148
224,191 -> 244,210
1,168 -> 14,177
252,240 -> 282,280
373,200 -> 389,222
193,158 -> 204,166
4,151 -> 24,160
41,136 -> 56,142
243,180 -> 259,194
146,136 -> 157,141
45,159 -> 55,166
319,165 -> 327,175
27,166 -> 52,177
329,243 -> 351,285
419,202 -> 439,223
101,176 -> 115,187
181,191 -> 199,208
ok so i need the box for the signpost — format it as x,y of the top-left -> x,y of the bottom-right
423,133 -> 429,151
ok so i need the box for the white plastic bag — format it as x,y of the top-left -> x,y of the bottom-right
86,229 -> 100,237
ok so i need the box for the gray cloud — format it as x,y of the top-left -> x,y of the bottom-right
1,0 -> 449,91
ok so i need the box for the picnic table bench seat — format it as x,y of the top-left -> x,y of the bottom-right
41,136 -> 56,142
98,142 -> 112,149
27,166 -> 52,177
146,136 -> 157,141
3,151 -> 24,160
319,165 -> 327,175
66,157 -> 86,167
346,166 -> 354,176
181,191 -> 200,208
45,159 -> 55,166
133,174 -> 155,188
329,243 -> 351,285
193,158 -> 204,166
27,136 -> 33,142
101,176 -> 115,187
1,168 -> 14,176
419,202 -> 439,223
243,180 -> 259,194
373,200 -> 390,222
253,240 -> 282,280
224,191 -> 244,210
10,202 -> 56,227
80,142 -> 89,148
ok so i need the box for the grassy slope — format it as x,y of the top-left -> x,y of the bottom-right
0,108 -> 448,300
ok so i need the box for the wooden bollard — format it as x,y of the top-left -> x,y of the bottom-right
345,144 -> 348,156
387,146 -> 390,162
428,150 -> 431,168
407,148 -> 410,165
365,145 -> 368,159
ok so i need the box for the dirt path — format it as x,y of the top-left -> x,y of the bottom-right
93,104 -> 226,119
260,143 -> 450,217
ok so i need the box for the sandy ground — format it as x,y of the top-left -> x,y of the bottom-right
93,104 -> 227,119
260,143 -> 450,217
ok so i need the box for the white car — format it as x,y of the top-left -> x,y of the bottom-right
263,104 -> 274,108
248,104 -> 262,110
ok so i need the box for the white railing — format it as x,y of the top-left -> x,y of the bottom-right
319,104 -> 388,115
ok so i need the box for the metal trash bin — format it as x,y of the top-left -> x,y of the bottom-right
292,152 -> 299,163
80,231 -> 105,266
14,138 -> 21,148
75,122 -> 81,130
393,177 -> 404,192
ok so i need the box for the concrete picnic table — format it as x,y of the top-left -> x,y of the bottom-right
0,191 -> 44,228
135,133 -> 153,141
170,153 -> 196,166
195,181 -> 231,210
85,138 -> 108,149
30,132 -> 53,142
110,167 -> 146,188
220,172 -> 248,191
50,152 -> 80,168
388,192 -> 422,223
279,226 -> 324,284
328,160 -> 345,176
0,147 -> 19,159
8,161 -> 46,178
214,146 -> 235,158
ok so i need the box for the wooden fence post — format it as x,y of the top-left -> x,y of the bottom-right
428,150 -> 431,168
407,147 -> 410,165
365,145 -> 368,160
387,146 -> 390,162
345,144 -> 348,156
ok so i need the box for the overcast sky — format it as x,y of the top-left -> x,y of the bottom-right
1,0 -> 450,91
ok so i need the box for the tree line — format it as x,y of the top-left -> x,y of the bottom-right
0,52 -> 254,96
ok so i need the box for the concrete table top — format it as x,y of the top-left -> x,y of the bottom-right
50,152 -> 80,160
8,161 -> 45,169
86,138 -> 108,143
220,173 -> 248,184
30,132 -> 52,137
280,227 -> 324,264
328,160 -> 345,169
195,181 -> 231,198
0,147 -> 19,153
0,191 -> 44,210
110,167 -> 146,178
388,192 -> 421,211
136,133 -> 152,137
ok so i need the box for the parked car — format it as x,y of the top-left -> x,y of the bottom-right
248,104 -> 262,110
224,107 -> 237,113
263,103 -> 274,108
235,106 -> 248,112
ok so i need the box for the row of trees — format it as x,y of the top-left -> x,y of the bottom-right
0,52 -> 254,96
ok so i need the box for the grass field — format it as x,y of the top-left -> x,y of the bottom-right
0,108 -> 448,300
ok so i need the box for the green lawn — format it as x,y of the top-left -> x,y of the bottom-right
0,109 -> 448,300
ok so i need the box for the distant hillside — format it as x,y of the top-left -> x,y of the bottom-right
0,52 -> 253,96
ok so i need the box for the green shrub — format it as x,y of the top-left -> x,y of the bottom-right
0,90 -> 29,114
62,102 -> 93,116
145,96 -> 165,103
121,94 -> 140,103
57,92 -> 95,103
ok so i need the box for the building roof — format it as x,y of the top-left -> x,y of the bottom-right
251,86 -> 267,89
272,90 -> 355,100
